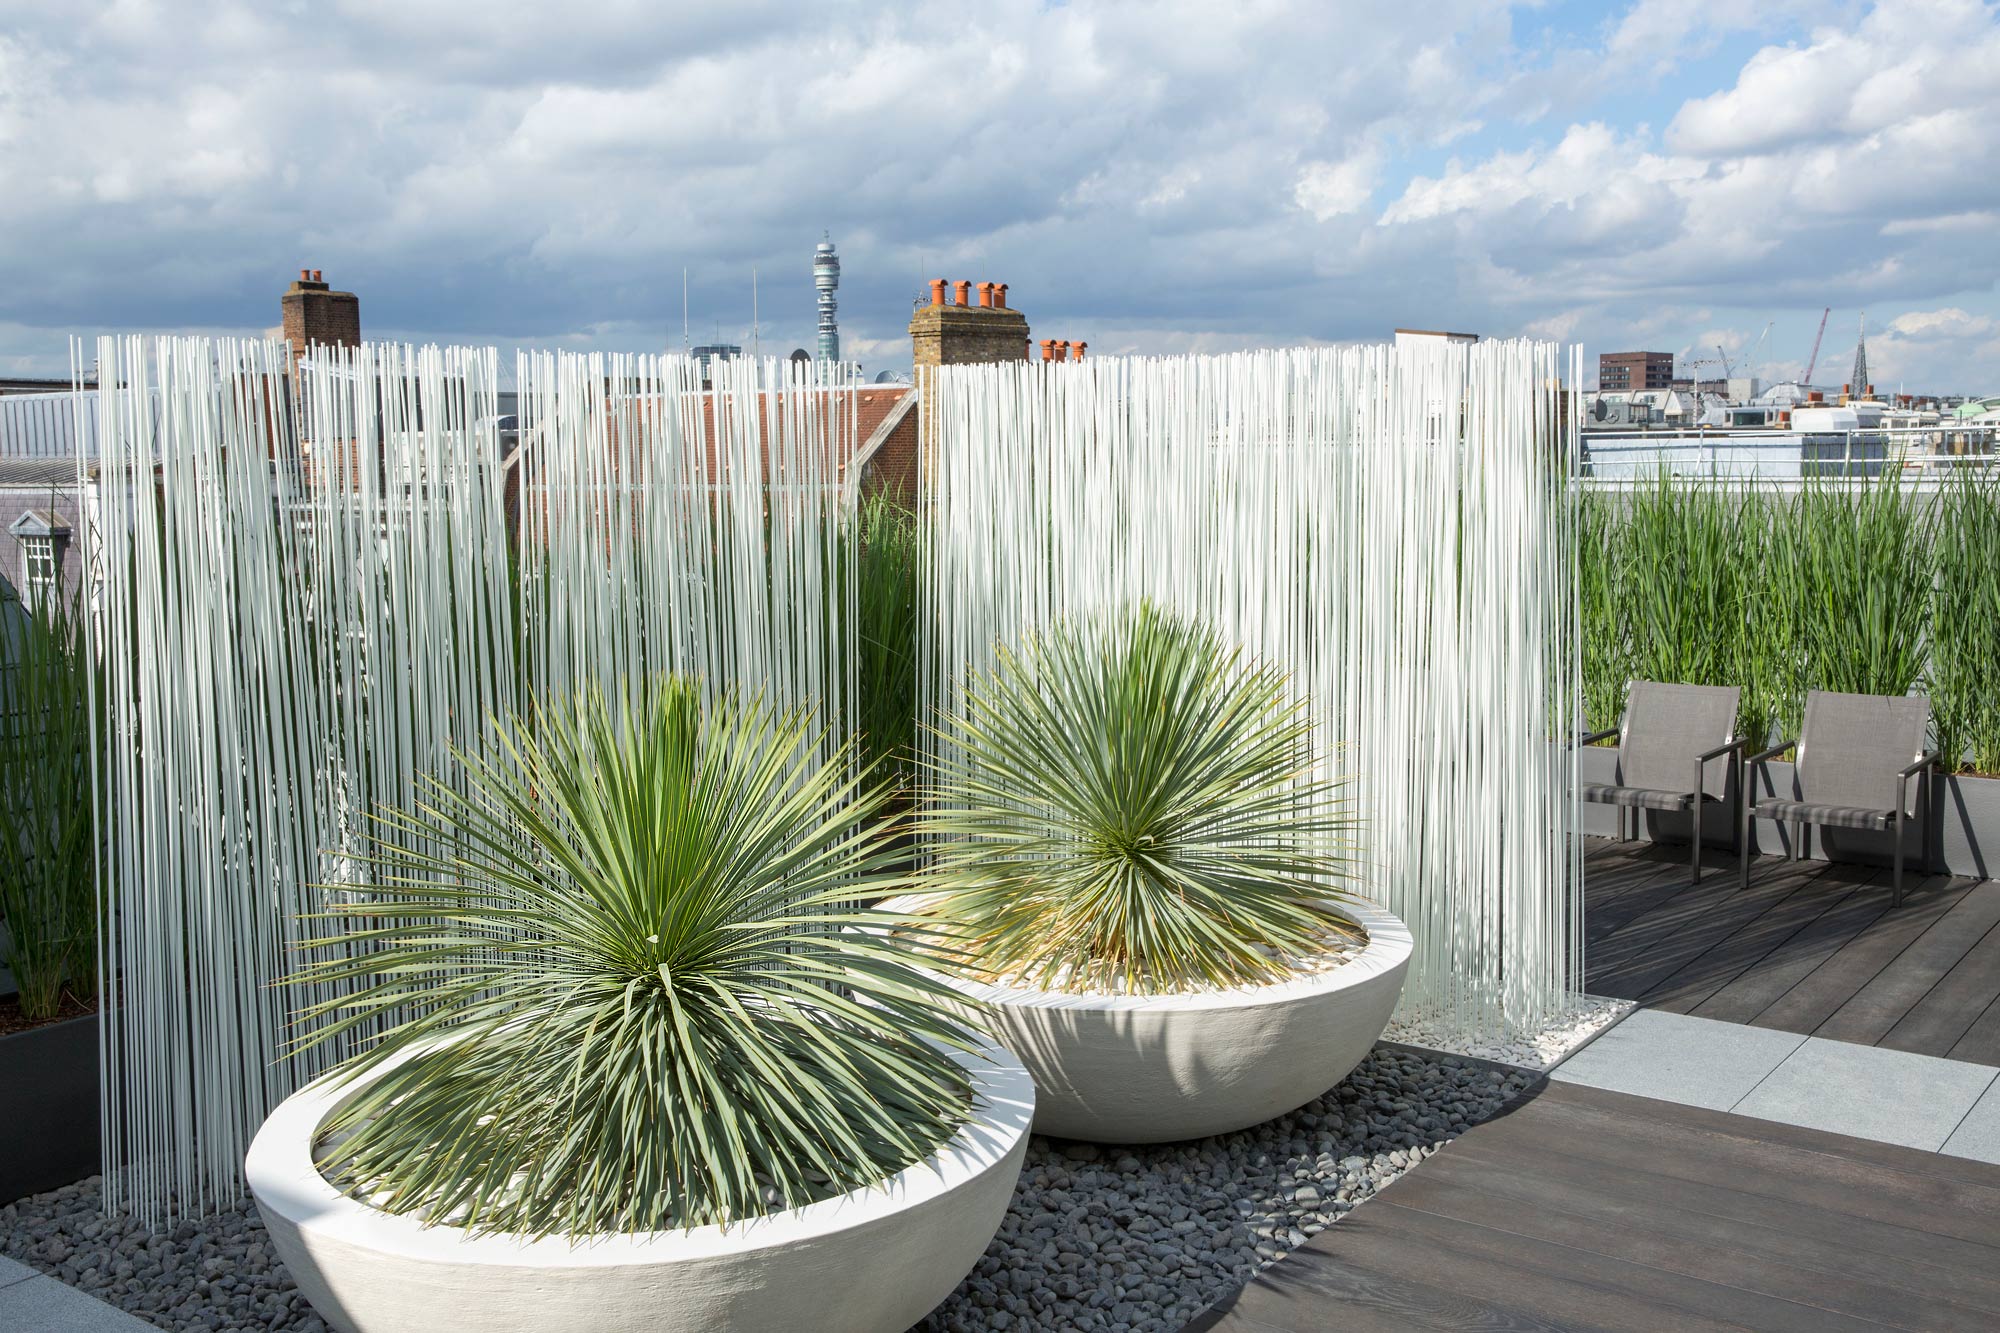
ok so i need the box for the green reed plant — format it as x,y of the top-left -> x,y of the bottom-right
1618,473 -> 1770,744
918,604 -> 1359,995
1779,476 -> 1933,732
1929,469 -> 2000,773
285,678 -> 979,1238
852,494 -> 923,792
0,577 -> 101,1020
1575,485 -> 1632,734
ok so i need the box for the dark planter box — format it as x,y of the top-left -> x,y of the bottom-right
1577,744 -> 2000,879
0,1011 -> 100,1203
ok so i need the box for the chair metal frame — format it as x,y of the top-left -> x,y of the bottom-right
1572,681 -> 1745,886
1739,698 -> 1937,905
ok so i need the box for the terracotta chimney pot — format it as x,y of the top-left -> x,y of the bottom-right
977,282 -> 993,308
312,270 -> 322,282
299,268 -> 311,281
1040,339 -> 1055,361
929,279 -> 947,305
954,280 -> 971,307
1055,340 -> 1070,362
1074,341 -> 1087,360
996,283 -> 1009,308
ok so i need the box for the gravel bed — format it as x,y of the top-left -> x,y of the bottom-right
1385,993 -> 1635,1071
0,1046 -> 1531,1333
0,1184 -> 319,1332
912,1046 -> 1534,1333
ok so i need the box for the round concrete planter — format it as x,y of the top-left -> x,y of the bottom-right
896,898 -> 1410,1144
245,1035 -> 1034,1333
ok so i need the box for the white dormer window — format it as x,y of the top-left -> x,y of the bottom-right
9,509 -> 72,606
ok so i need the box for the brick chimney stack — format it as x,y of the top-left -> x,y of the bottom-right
281,268 -> 361,367
909,277 -> 1031,445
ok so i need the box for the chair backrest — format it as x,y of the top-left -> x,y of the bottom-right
1619,681 -> 1740,797
1797,690 -> 1930,815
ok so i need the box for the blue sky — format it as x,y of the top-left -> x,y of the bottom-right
2,0 -> 1996,391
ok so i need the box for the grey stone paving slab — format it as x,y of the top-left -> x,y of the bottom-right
0,1274 -> 158,1331
0,1253 -> 34,1288
1547,1007 -> 1805,1110
1733,1036 -> 2000,1151
1941,1073 -> 2000,1165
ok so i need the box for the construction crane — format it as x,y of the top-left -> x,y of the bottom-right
1716,344 -> 1733,379
1801,307 -> 1831,387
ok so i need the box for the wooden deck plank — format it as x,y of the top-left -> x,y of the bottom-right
1640,869 -> 1885,1015
1581,839 -> 1993,1057
1586,859 -> 1842,1001
1816,881 -> 2000,1048
1666,871 -> 1893,1022
1749,873 -> 1974,1041
1880,911 -> 2000,1058
1947,993 -> 2000,1068
1188,1080 -> 2000,1333
1390,1150 -> 2000,1328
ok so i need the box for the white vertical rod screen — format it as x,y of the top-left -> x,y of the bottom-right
85,337 -> 856,1224
919,342 -> 1582,1036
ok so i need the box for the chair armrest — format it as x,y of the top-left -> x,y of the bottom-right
1568,727 -> 1619,749
1699,737 -> 1747,763
1897,750 -> 1940,819
1745,739 -> 1793,766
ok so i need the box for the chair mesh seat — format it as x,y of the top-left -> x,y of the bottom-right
1580,782 -> 1696,812
1750,797 -> 1894,831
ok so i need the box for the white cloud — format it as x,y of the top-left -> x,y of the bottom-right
1293,148 -> 1381,221
1888,308 -> 1996,339
0,1 -> 1995,390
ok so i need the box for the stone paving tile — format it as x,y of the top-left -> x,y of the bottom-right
1732,1036 -> 2000,1151
1548,1008 -> 1805,1110
0,1273 -> 160,1331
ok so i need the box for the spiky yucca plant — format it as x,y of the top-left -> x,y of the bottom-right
286,679 -> 978,1238
918,605 -> 1359,995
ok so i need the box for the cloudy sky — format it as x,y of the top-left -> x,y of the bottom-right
3,0 -> 1998,390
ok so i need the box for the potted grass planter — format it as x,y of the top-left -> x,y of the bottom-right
911,605 -> 1409,1144
248,1033 -> 1031,1333
0,581 -> 105,1203
247,681 -> 1028,1333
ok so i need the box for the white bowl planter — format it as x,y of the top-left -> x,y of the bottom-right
245,1035 -> 1034,1333
896,898 -> 1410,1144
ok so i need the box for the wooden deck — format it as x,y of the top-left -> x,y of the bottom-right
1584,838 -> 2000,1066
1185,1078 -> 2000,1332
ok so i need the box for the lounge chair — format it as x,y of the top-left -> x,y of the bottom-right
1739,690 -> 1936,904
1574,681 -> 1743,886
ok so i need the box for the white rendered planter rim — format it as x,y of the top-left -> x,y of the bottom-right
886,895 -> 1413,1011
244,1031 -> 1034,1269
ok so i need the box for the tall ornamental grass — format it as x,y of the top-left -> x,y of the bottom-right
1576,486 -> 1632,735
1615,475 -> 1772,745
851,494 -> 923,794
1930,469 -> 2000,773
0,578 -> 101,1021
1777,477 -> 1933,728
1578,471 -> 1982,764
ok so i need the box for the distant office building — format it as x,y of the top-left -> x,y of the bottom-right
1394,327 -> 1480,350
691,344 -> 742,379
1599,351 -> 1673,393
